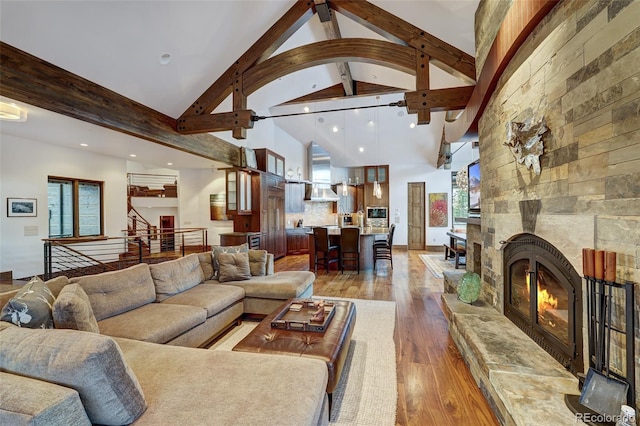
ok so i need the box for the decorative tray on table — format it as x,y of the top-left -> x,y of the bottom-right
270,299 -> 336,332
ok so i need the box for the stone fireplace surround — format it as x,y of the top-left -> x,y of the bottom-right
452,0 -> 640,421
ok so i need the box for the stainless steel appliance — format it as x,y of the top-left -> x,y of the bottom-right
366,206 -> 388,227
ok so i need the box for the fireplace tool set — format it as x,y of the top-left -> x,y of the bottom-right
569,248 -> 636,421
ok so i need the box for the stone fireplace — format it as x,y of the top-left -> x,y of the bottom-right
503,233 -> 583,376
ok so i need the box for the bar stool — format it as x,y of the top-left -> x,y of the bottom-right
313,227 -> 340,274
340,227 -> 360,274
373,224 -> 395,271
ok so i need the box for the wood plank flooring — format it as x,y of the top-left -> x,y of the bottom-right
275,248 -> 499,426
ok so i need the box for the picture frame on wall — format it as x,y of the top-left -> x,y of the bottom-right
7,198 -> 37,217
428,193 -> 448,227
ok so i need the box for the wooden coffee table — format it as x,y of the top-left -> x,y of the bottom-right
233,299 -> 356,416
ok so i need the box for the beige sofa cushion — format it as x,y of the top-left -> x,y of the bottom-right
0,372 -> 91,426
97,303 -> 206,344
115,337 -> 328,426
45,275 -> 70,297
52,284 -> 99,333
162,284 -> 244,318
70,263 -> 156,321
196,252 -> 215,280
0,327 -> 147,425
248,250 -> 268,276
218,252 -> 251,283
150,254 -> 204,302
217,271 -> 315,300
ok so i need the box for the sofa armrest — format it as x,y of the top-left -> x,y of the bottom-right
266,253 -> 274,275
0,372 -> 91,426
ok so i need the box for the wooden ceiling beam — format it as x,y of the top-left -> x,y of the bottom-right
177,110 -> 255,135
242,38 -> 416,96
329,0 -> 476,84
404,86 -> 474,114
280,80 -> 405,105
415,52 -> 430,125
0,42 -> 241,165
313,0 -> 355,96
180,0 -> 315,119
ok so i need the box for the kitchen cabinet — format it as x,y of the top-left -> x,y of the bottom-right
226,169 -> 252,216
365,165 -> 388,184
254,148 -> 285,177
263,175 -> 286,259
286,228 -> 310,255
332,184 -> 363,213
285,182 -> 305,213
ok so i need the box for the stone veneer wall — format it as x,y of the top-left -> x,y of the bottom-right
476,0 -> 640,407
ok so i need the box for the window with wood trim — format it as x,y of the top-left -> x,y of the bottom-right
451,171 -> 468,224
48,177 -> 104,238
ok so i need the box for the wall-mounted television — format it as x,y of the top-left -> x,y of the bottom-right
467,159 -> 481,216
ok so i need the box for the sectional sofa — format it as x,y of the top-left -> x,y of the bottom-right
0,249 -> 328,425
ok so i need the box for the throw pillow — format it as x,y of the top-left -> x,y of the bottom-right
0,276 -> 55,329
196,252 -> 215,280
149,254 -> 205,302
217,252 -> 251,283
52,284 -> 100,333
0,327 -> 147,425
248,249 -> 268,276
212,243 -> 248,279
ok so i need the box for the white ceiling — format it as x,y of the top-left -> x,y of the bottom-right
0,0 -> 478,171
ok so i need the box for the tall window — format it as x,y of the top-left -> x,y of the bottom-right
48,177 -> 103,238
451,171 -> 468,224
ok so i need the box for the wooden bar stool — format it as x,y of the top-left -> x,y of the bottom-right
313,227 -> 340,273
340,227 -> 360,274
373,224 -> 395,271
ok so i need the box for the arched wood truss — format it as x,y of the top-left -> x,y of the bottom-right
177,0 -> 477,138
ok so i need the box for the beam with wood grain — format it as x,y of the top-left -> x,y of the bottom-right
404,86 -> 474,114
180,1 -> 315,118
177,110 -> 255,135
329,0 -> 476,84
0,42 -> 241,166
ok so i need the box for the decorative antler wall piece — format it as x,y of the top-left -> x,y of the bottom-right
504,117 -> 549,175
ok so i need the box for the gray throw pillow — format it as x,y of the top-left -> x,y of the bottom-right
0,276 -> 55,329
217,252 -> 251,283
212,243 -> 248,279
248,249 -> 268,276
53,284 -> 100,333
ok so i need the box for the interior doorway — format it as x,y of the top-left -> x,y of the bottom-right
407,182 -> 425,250
160,215 -> 175,252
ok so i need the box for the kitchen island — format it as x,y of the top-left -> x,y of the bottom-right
307,227 -> 388,271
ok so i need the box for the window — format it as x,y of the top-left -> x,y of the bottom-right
451,171 -> 468,224
48,177 -> 103,238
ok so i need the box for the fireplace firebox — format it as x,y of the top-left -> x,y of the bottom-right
503,234 -> 583,375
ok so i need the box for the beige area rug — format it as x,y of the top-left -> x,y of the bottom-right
419,253 -> 457,278
212,298 -> 398,426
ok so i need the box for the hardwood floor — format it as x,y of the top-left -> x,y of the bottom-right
275,248 -> 499,426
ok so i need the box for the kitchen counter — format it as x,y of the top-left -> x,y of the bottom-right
307,227 -> 388,271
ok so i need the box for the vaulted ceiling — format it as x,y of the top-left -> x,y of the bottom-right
0,0 -> 479,170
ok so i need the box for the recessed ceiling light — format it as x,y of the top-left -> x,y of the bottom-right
159,53 -> 171,65
359,146 -> 364,152
0,101 -> 27,122
303,106 -> 310,113
167,162 -> 173,166
332,126 -> 339,133
80,143 -> 88,147
409,123 -> 416,128
368,120 -> 375,126
129,154 -> 137,158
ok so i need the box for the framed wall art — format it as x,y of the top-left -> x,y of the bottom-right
7,198 -> 37,217
428,193 -> 448,227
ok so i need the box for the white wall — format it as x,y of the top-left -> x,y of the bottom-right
0,135 -> 127,278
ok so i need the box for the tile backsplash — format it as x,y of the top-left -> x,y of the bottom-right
285,202 -> 337,228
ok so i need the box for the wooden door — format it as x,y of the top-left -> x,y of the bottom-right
407,182 -> 425,250
159,215 -> 175,252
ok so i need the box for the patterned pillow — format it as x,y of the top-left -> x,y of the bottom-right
248,249 -> 268,276
212,243 -> 248,279
217,252 -> 251,283
0,276 -> 55,329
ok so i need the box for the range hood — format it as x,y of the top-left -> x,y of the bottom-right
305,142 -> 340,202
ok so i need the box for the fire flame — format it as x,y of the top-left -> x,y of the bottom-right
526,272 -> 559,317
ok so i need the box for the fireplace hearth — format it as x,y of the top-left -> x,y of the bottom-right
503,233 -> 583,375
